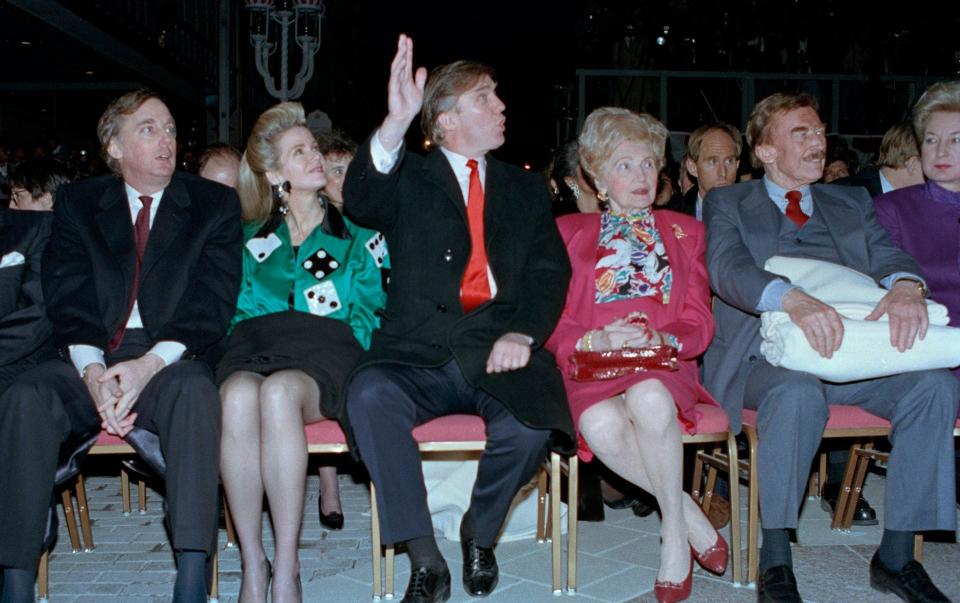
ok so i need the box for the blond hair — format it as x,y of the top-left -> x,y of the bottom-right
911,81 -> 960,141
578,107 -> 668,187
237,102 -> 307,223
878,122 -> 920,169
97,89 -> 165,175
745,92 -> 819,168
421,61 -> 496,145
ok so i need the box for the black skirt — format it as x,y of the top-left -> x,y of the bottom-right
216,311 -> 362,420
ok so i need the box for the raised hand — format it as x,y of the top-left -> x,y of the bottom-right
781,288 -> 844,358
379,34 -> 428,151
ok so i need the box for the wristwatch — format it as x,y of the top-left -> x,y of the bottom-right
896,278 -> 928,298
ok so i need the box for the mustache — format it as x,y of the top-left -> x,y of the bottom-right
804,151 -> 826,161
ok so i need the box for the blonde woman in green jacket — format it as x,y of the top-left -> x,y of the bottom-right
218,102 -> 386,603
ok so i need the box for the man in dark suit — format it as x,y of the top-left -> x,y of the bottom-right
704,92 -> 957,603
344,36 -> 572,602
0,90 -> 242,603
672,122 -> 741,221
0,207 -> 53,395
836,122 -> 924,198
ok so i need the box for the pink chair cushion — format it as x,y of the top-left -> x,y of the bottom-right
304,419 -> 348,444
412,414 -> 486,443
692,403 -> 729,435
741,405 -> 889,429
95,431 -> 127,446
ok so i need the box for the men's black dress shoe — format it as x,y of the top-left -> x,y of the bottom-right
401,565 -> 451,603
820,483 -> 878,526
870,553 -> 950,602
757,565 -> 802,602
460,537 -> 499,597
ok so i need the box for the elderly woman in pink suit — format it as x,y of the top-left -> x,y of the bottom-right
874,81 -> 960,381
545,107 -> 723,603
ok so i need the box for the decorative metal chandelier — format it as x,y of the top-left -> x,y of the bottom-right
245,0 -> 325,101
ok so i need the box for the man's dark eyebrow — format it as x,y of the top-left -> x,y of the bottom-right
135,117 -> 157,126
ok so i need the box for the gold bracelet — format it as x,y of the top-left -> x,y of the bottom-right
580,329 -> 595,352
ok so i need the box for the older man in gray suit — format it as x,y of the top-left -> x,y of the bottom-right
704,92 -> 957,603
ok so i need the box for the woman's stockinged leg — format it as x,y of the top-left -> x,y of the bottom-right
220,372 -> 269,603
259,370 -> 321,603
580,381 -> 710,584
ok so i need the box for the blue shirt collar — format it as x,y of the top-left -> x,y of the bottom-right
763,175 -> 813,216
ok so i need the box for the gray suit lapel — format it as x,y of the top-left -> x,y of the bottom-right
740,182 -> 781,266
811,186 -> 870,271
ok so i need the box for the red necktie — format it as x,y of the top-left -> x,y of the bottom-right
460,159 -> 491,312
785,190 -> 808,228
109,195 -> 153,351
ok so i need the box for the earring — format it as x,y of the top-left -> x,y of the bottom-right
272,181 -> 291,215
597,190 -> 609,202
570,182 -> 582,200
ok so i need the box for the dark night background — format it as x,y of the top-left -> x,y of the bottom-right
0,0 -> 957,171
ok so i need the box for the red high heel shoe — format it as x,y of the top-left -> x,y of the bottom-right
654,554 -> 693,603
691,528 -> 728,575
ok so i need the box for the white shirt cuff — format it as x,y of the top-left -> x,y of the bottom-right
370,129 -> 403,174
69,344 -> 105,377
147,341 -> 186,367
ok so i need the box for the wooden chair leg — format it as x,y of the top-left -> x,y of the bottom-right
121,467 -> 132,516
37,551 -> 49,602
744,425 -> 760,585
701,447 -> 721,514
222,494 -> 237,549
385,544 -> 395,599
566,454 -> 578,593
832,442 -> 863,530
536,464 -> 547,543
75,474 -> 94,551
60,489 -> 82,553
550,451 -> 561,594
137,477 -> 147,514
691,446 -> 705,500
208,551 -> 219,601
727,432 -> 743,586
839,443 -> 875,530
913,533 -> 924,562
370,482 -> 382,599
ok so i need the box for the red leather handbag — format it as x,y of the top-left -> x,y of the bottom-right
568,345 -> 678,381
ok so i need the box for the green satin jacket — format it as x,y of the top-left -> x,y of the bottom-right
231,214 -> 388,349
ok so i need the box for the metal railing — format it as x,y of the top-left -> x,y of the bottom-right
575,69 -> 949,135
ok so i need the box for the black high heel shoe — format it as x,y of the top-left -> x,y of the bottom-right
318,491 -> 344,530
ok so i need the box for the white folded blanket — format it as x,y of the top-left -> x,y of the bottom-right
759,256 -> 960,382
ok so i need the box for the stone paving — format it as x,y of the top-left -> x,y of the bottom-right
42,463 -> 960,603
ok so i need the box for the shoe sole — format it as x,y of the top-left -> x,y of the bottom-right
869,575 -> 891,594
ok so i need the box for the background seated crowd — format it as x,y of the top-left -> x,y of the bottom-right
0,34 -> 958,603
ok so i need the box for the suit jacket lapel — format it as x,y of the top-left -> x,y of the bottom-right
483,157 -> 506,250
141,176 -> 189,278
422,150 -> 467,224
811,185 -> 870,271
740,181 -> 780,265
95,179 -> 135,286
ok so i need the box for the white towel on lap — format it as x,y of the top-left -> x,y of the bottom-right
759,256 -> 960,382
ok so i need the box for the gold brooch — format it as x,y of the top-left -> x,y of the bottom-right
672,224 -> 686,239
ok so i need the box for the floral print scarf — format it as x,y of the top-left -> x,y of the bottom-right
594,208 -> 672,304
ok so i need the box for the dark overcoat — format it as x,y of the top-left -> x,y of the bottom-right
344,138 -> 575,452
